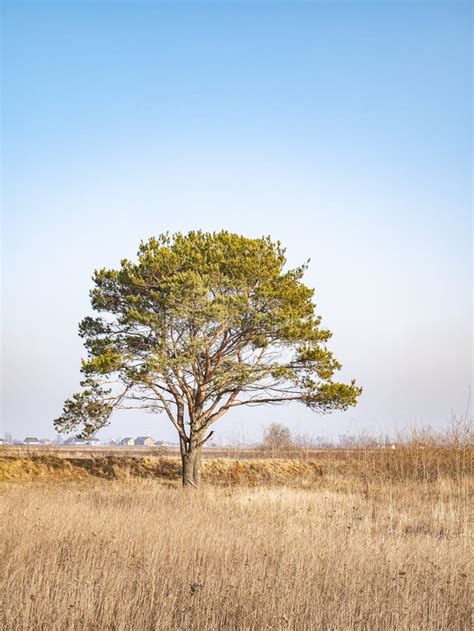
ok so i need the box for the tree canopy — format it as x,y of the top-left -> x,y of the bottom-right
55,231 -> 361,484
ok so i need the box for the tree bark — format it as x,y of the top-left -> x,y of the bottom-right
193,443 -> 203,486
180,435 -> 203,487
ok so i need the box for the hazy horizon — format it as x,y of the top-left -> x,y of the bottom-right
1,1 -> 472,443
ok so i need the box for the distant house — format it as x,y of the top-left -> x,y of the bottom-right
135,436 -> 155,446
86,438 -> 101,446
63,436 -> 84,445
63,437 -> 86,446
0,438 -> 6,445
119,437 -> 135,446
63,436 -> 100,446
23,437 -> 41,445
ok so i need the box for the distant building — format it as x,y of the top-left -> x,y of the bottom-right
64,437 -> 83,445
119,437 -> 135,446
63,436 -> 100,446
86,438 -> 101,446
23,437 -> 41,445
135,436 -> 155,446
64,437 -> 90,446
0,438 -> 6,445
40,438 -> 53,445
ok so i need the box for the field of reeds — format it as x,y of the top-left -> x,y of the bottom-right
0,430 -> 472,630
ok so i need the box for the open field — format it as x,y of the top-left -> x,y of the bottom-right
0,443 -> 472,630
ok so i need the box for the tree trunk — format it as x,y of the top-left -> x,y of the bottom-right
180,437 -> 203,487
193,444 -> 203,486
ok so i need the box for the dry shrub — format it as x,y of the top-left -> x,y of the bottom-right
355,444 -> 472,482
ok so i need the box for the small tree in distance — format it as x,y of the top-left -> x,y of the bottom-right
261,423 -> 293,452
54,231 -> 361,486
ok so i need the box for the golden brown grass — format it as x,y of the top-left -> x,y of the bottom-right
0,443 -> 472,630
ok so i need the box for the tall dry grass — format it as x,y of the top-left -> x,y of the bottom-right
0,432 -> 472,630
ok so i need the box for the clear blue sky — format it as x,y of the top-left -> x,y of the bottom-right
1,1 -> 472,443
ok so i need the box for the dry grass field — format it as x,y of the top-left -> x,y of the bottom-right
0,436 -> 472,630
